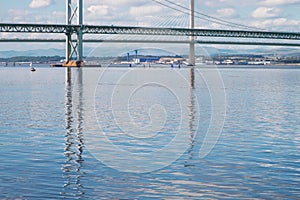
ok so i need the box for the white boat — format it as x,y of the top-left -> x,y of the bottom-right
30,63 -> 36,72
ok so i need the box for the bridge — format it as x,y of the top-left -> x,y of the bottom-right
1,23 -> 300,40
1,0 -> 300,66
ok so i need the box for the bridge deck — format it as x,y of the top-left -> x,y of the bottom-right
1,23 -> 300,41
0,38 -> 300,47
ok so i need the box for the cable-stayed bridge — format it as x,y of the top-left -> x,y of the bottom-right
1,0 -> 300,66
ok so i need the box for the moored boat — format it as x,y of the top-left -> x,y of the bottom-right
30,63 -> 36,71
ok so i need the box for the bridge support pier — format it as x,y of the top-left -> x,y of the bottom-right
189,42 -> 195,66
188,0 -> 195,66
65,0 -> 83,67
77,0 -> 83,61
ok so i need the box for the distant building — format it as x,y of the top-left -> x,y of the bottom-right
133,57 -> 160,64
159,57 -> 185,64
222,59 -> 234,65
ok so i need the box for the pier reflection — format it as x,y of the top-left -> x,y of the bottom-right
190,67 -> 195,89
61,68 -> 85,198
181,67 -> 197,168
185,86 -> 197,167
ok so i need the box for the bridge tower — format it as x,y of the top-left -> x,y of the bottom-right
65,0 -> 83,67
188,0 -> 195,66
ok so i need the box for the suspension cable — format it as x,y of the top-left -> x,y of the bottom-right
151,0 -> 264,30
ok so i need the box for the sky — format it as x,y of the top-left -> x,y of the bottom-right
0,0 -> 300,51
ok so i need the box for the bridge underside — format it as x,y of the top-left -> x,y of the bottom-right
1,39 -> 300,47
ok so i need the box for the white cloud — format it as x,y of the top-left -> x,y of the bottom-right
86,0 -> 145,7
260,0 -> 300,6
217,8 -> 237,18
88,5 -> 109,16
250,18 -> 300,30
252,7 -> 281,18
204,1 -> 215,7
85,1 -> 149,21
130,5 -> 162,17
7,9 -> 30,22
29,0 -> 54,9
204,0 -> 223,7
204,0 -> 247,7
52,11 -> 65,18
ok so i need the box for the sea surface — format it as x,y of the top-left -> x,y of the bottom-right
1,64 -> 300,199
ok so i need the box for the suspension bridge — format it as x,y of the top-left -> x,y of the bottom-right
1,0 -> 300,66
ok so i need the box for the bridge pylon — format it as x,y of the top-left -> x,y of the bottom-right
188,0 -> 195,66
65,0 -> 83,67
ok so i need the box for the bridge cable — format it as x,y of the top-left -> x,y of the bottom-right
161,0 -> 263,30
151,0 -> 246,29
151,0 -> 264,30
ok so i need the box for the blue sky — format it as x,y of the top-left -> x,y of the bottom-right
0,0 -> 300,51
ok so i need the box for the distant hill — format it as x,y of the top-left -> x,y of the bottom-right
0,47 -> 299,59
0,48 -> 65,58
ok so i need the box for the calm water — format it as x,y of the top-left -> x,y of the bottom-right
1,65 -> 300,199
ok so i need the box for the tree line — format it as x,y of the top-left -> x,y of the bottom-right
0,56 -> 65,63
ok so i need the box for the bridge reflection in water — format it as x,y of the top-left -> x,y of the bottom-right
60,67 -> 198,197
62,68 -> 85,198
